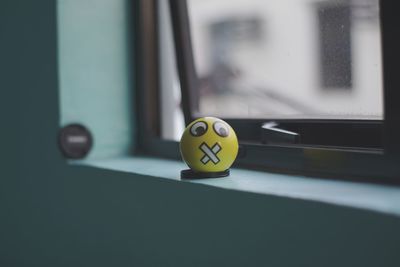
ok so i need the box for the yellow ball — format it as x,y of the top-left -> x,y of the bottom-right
180,117 -> 239,173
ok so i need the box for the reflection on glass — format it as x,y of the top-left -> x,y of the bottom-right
188,0 -> 382,119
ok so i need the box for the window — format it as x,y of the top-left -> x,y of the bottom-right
137,0 -> 400,182
318,2 -> 353,88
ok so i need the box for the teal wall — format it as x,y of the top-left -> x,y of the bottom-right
1,1 -> 400,266
58,0 -> 134,159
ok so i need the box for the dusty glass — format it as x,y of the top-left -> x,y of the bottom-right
187,0 -> 383,119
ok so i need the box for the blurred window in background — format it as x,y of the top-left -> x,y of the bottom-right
148,0 -> 400,179
187,0 -> 382,119
318,2 -> 352,88
159,0 -> 382,140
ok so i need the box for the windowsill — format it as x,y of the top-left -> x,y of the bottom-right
76,156 -> 400,217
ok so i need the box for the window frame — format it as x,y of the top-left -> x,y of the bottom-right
136,0 -> 400,184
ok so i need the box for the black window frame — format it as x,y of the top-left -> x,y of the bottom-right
136,0 -> 400,184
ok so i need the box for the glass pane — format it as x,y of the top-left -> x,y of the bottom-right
187,0 -> 383,119
159,0 -> 185,140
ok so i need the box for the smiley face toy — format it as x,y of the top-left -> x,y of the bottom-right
180,117 -> 239,179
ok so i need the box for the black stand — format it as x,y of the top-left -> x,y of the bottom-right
181,169 -> 230,179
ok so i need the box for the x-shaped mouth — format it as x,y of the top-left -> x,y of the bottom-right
200,142 -> 221,165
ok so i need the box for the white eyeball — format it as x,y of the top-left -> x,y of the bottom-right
213,121 -> 229,137
190,121 -> 208,137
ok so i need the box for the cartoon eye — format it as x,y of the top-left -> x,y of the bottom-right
190,121 -> 208,137
213,121 -> 229,137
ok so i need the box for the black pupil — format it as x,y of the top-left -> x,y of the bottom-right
196,126 -> 206,136
219,127 -> 227,137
